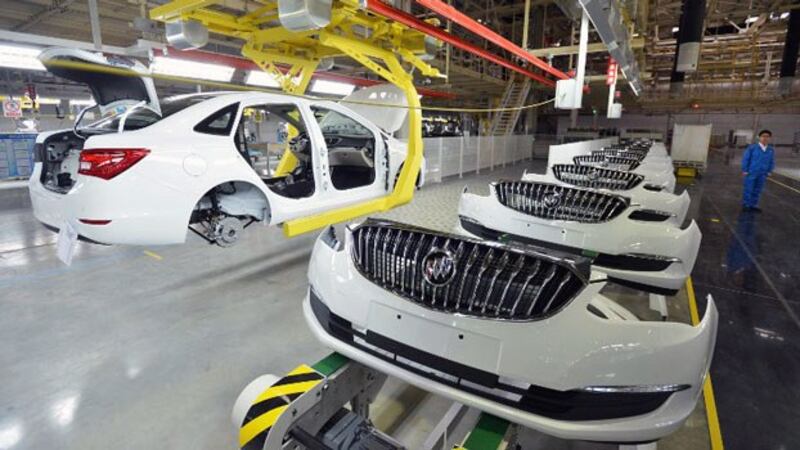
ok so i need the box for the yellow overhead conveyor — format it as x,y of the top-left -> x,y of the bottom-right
150,0 -> 442,237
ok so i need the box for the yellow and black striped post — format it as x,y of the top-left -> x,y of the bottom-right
238,364 -> 325,450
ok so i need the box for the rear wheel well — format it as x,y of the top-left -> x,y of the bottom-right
188,181 -> 271,247
191,181 -> 271,224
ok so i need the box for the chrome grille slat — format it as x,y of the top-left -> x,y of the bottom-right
455,244 -> 481,310
468,249 -> 496,311
592,149 -> 647,162
510,260 -> 541,316
350,221 -> 585,321
494,181 -> 628,223
526,265 -> 558,316
551,164 -> 644,190
482,253 -> 510,314
496,254 -> 525,316
572,154 -> 641,172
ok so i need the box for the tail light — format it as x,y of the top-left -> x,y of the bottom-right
79,148 -> 150,180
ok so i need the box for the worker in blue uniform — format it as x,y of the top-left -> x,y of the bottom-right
741,129 -> 775,212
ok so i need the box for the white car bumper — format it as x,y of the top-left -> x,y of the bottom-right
458,187 -> 701,295
305,222 -> 718,443
28,163 -> 190,245
522,172 -> 691,225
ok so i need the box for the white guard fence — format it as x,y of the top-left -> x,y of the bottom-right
421,134 -> 536,184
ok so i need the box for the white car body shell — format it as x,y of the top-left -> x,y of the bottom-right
304,225 -> 718,443
521,170 -> 691,225
29,91 -> 424,245
457,182 -> 701,294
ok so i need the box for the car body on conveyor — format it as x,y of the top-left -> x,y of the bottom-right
522,165 -> 691,225
28,48 -> 424,246
457,180 -> 701,295
304,219 -> 718,444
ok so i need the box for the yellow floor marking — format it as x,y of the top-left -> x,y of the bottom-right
710,218 -> 720,223
768,177 -> 800,195
143,250 -> 163,261
686,277 -> 725,450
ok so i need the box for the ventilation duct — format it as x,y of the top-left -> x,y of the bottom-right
670,0 -> 706,93
779,9 -> 800,95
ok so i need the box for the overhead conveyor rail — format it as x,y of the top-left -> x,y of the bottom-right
414,0 -> 569,81
364,0 -> 559,88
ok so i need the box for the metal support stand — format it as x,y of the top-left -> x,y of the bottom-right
620,442 -> 657,450
649,293 -> 669,321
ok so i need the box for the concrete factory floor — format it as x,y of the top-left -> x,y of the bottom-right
1,152 -> 798,449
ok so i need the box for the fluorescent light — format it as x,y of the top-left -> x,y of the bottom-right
36,97 -> 62,105
245,71 -> 280,88
671,27 -> 679,33
745,16 -> 758,24
311,79 -> 355,96
69,98 -> 94,106
0,44 -> 45,71
150,56 -> 235,82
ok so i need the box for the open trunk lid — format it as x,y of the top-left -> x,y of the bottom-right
39,48 -> 160,116
340,84 -> 408,133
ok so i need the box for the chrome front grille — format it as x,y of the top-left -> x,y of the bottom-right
349,220 -> 586,321
591,149 -> 647,162
573,154 -> 640,171
494,181 -> 629,223
551,164 -> 644,191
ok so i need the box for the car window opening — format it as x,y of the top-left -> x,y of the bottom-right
238,103 -> 315,199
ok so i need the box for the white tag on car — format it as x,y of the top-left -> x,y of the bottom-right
57,220 -> 78,266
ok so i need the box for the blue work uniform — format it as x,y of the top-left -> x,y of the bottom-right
741,143 -> 775,208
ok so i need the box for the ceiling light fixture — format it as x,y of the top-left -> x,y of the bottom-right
0,44 -> 45,71
245,71 -> 281,88
150,56 -> 235,82
35,97 -> 63,105
310,79 -> 356,96
69,98 -> 95,106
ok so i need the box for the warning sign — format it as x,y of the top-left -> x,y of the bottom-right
3,99 -> 22,118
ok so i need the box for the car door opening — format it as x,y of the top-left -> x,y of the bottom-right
312,107 -> 376,190
238,104 -> 315,199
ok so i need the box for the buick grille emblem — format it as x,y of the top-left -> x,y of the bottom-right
599,159 -> 609,168
587,169 -> 600,181
543,192 -> 561,208
422,248 -> 456,286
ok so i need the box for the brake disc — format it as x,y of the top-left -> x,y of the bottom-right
213,216 -> 244,247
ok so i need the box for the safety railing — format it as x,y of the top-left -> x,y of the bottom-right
421,134 -> 537,183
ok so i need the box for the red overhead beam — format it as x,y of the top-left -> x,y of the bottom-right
366,0 -> 556,88
415,0 -> 569,80
154,48 -> 457,99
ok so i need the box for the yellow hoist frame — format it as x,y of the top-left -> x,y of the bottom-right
150,0 -> 442,237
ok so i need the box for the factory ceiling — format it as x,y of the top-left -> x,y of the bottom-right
0,0 -> 798,113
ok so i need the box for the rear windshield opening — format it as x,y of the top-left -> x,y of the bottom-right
79,94 -> 223,134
